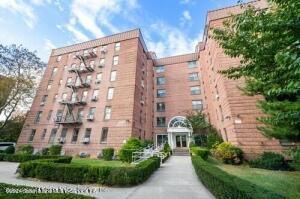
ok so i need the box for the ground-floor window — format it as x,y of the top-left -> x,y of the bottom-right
156,134 -> 168,147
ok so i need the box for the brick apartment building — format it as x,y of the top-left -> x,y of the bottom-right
17,0 -> 287,158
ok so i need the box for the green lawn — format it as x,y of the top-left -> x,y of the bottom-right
71,158 -> 132,167
208,158 -> 300,198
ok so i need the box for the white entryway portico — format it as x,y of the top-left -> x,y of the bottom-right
167,116 -> 193,150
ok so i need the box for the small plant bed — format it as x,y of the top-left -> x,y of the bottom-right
0,183 -> 94,199
207,157 -> 300,198
71,158 -> 132,167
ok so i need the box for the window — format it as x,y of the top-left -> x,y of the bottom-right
34,111 -> 42,123
155,65 -> 165,73
110,71 -> 117,81
88,107 -> 96,118
113,56 -> 119,65
89,60 -> 95,69
115,42 -> 121,51
67,77 -> 72,86
192,100 -> 203,110
71,128 -> 79,143
75,77 -> 81,86
28,129 -> 36,143
189,72 -> 199,81
77,108 -> 84,121
81,90 -> 88,102
156,77 -> 165,85
104,106 -> 111,120
190,86 -> 201,95
51,67 -> 58,77
48,128 -> 57,144
92,89 -> 99,101
85,75 -> 92,84
188,61 -> 197,68
71,92 -> 77,102
59,79 -> 63,86
157,89 -> 166,98
156,102 -> 165,112
47,110 -> 53,121
62,93 -> 68,100
156,134 -> 168,146
219,105 -> 224,121
84,128 -> 91,138
55,110 -> 63,122
107,87 -> 114,100
100,127 -> 108,143
41,129 -> 47,140
40,95 -> 47,106
157,117 -> 166,127
96,73 -> 102,83
47,80 -> 53,90
60,128 -> 67,139
56,56 -> 61,62
99,58 -> 105,67
54,94 -> 58,102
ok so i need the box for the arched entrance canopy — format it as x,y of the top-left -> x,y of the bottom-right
167,116 -> 193,133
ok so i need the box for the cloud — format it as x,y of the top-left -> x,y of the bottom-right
44,38 -> 56,51
180,0 -> 191,4
145,21 -> 203,58
62,0 -> 138,41
0,0 -> 37,28
65,22 -> 90,42
30,0 -> 52,5
180,10 -> 192,27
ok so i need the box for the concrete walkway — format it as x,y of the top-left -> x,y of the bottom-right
0,156 -> 214,199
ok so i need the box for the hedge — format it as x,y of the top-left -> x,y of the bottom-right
0,183 -> 94,199
0,153 -> 72,163
190,147 -> 209,160
19,156 -> 160,186
191,156 -> 285,199
102,148 -> 114,161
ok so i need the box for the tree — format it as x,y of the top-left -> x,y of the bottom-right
185,111 -> 210,134
0,114 -> 25,142
0,44 -> 44,130
213,0 -> 300,141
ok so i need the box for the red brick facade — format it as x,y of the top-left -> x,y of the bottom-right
17,0 -> 287,158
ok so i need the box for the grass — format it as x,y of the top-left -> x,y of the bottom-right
207,157 -> 300,198
71,158 -> 132,167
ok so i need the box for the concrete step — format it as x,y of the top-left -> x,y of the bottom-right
172,148 -> 190,156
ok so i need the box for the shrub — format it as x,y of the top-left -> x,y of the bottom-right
212,142 -> 243,164
17,144 -> 33,155
141,139 -> 154,148
249,152 -> 289,170
119,138 -> 142,163
4,146 -> 15,154
191,147 -> 210,160
102,148 -> 114,161
191,156 -> 284,199
0,154 -> 70,162
207,129 -> 223,149
49,145 -> 62,155
19,156 -> 160,186
292,148 -> 300,163
41,147 -> 49,155
163,143 -> 171,154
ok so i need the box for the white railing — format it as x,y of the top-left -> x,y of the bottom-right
131,144 -> 167,165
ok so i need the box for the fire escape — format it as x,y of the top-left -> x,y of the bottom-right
55,49 -> 97,127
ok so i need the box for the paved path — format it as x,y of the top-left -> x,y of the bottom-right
0,156 -> 214,199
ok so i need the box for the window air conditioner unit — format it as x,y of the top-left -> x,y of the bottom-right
83,137 -> 90,144
59,137 -> 66,144
91,96 -> 98,101
100,47 -> 107,53
95,79 -> 101,84
215,95 -> 219,100
87,114 -> 94,121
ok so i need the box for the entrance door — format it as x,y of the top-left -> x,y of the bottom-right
175,135 -> 187,148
